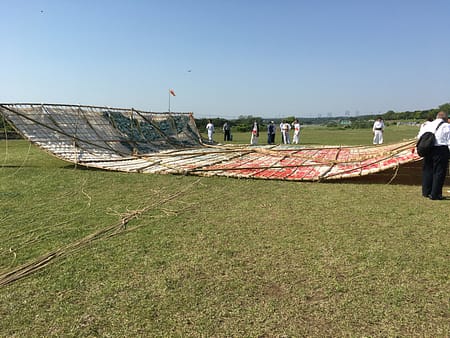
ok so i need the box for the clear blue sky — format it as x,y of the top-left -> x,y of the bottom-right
1,0 -> 450,118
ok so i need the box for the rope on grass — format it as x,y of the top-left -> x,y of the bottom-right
79,179 -> 92,207
0,178 -> 201,287
386,164 -> 400,185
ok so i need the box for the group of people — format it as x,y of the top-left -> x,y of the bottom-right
251,119 -> 301,146
210,117 -> 384,146
205,120 -> 302,145
206,113 -> 450,200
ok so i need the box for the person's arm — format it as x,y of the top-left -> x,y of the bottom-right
444,124 -> 450,151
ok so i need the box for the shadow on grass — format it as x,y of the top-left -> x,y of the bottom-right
61,164 -> 106,171
0,165 -> 46,168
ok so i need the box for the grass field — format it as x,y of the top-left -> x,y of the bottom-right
1,126 -> 449,336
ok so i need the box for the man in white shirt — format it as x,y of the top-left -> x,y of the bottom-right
206,120 -> 214,143
417,111 -> 450,200
279,121 -> 285,144
280,120 -> 290,144
222,121 -> 231,141
292,119 -> 301,144
250,121 -> 259,145
372,117 -> 385,144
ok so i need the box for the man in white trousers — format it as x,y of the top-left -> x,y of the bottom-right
372,117 -> 385,144
281,120 -> 290,144
250,121 -> 259,145
206,120 -> 214,143
292,119 -> 300,144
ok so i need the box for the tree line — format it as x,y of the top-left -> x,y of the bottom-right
381,102 -> 450,121
194,103 -> 450,131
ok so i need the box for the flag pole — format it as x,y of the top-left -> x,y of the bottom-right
168,89 -> 171,113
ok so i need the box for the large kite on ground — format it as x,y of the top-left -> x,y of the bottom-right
0,103 -> 422,183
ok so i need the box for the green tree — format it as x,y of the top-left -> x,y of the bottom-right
283,116 -> 296,124
417,110 -> 425,119
383,110 -> 396,120
438,103 -> 450,114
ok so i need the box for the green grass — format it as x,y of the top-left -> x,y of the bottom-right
1,128 -> 449,337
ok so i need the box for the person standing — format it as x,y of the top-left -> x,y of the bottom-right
372,117 -> 385,144
417,111 -> 450,200
292,119 -> 301,144
223,121 -> 231,141
267,121 -> 275,144
250,121 -> 259,145
206,119 -> 214,143
281,120 -> 290,144
279,121 -> 285,143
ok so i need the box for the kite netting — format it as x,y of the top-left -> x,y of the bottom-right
0,103 -> 201,160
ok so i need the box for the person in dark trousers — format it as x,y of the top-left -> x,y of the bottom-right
223,121 -> 231,141
417,111 -> 450,200
267,121 -> 275,144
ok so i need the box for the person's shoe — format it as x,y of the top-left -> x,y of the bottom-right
429,195 -> 446,200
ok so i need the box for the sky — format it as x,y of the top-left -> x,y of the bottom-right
1,0 -> 450,118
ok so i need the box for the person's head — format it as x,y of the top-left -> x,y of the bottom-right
436,111 -> 448,120
270,121 -> 274,124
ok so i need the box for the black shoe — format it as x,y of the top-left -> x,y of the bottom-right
429,195 -> 446,200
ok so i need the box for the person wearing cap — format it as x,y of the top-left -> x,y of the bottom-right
372,117 -> 385,144
267,121 -> 276,144
417,111 -> 450,200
